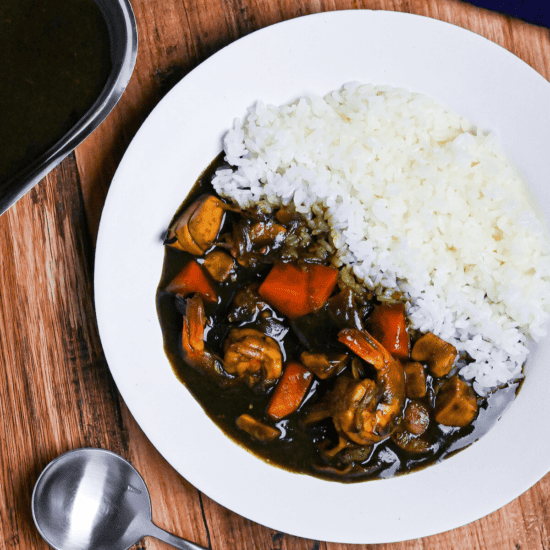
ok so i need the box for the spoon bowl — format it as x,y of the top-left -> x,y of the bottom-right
32,448 -> 206,550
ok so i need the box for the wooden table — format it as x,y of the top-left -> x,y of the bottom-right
1,1 -> 549,549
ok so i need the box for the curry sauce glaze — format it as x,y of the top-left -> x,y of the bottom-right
156,154 -> 520,483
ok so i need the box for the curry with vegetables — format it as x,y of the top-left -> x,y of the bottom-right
156,156 -> 520,482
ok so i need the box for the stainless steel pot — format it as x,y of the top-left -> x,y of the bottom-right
0,0 -> 138,216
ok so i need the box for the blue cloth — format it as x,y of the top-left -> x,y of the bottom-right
464,0 -> 549,27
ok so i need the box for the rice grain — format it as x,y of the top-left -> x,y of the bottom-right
212,83 -> 550,393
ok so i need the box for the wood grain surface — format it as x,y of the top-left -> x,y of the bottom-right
1,1 -> 549,549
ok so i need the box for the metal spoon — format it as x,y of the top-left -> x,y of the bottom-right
32,448 -> 207,550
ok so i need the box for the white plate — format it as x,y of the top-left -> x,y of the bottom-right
95,10 -> 550,544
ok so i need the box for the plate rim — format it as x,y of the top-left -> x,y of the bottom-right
95,9 -> 550,544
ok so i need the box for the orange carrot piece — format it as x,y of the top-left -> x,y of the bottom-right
165,260 -> 218,303
258,262 -> 338,318
365,303 -> 410,360
306,264 -> 339,312
258,263 -> 310,318
266,362 -> 313,421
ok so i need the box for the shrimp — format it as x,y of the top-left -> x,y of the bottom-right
181,294 -> 226,381
337,328 -> 406,442
223,328 -> 283,389
303,373 -> 380,459
330,375 -> 380,447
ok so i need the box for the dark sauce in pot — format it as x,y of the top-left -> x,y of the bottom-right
0,0 -> 112,183
156,154 -> 521,483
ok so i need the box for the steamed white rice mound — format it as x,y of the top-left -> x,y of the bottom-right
212,83 -> 550,395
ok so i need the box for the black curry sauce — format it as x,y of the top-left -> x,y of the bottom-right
156,154 -> 520,483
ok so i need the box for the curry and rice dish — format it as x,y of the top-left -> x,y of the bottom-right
156,84 -> 550,482
157,165 -> 520,481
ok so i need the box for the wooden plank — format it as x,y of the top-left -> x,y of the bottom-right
0,157 -> 129,550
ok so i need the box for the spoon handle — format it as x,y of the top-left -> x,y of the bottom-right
146,521 -> 209,550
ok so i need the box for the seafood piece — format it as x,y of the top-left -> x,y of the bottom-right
303,372 -> 381,460
338,328 -> 406,441
167,195 -> 228,255
302,330 -> 405,458
330,375 -> 380,447
223,328 -> 283,388
181,294 -> 225,380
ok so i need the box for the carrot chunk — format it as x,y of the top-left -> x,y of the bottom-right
365,302 -> 410,360
165,260 -> 218,303
266,362 -> 313,420
258,262 -> 338,319
258,263 -> 309,318
306,264 -> 339,312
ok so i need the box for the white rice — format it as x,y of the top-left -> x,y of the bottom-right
212,83 -> 550,394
